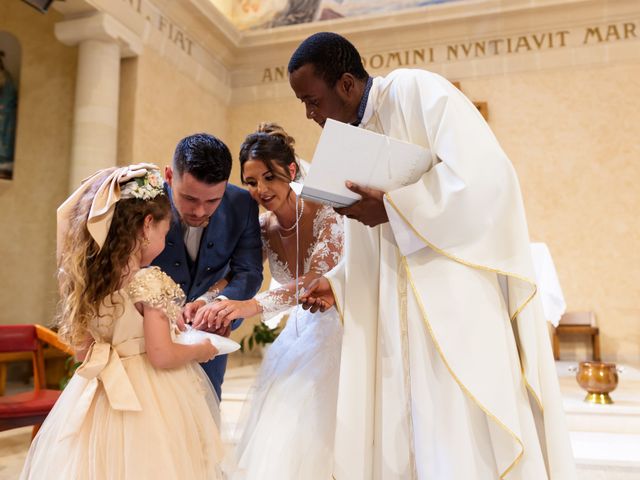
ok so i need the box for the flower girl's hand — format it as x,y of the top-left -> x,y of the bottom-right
193,339 -> 218,363
175,311 -> 187,332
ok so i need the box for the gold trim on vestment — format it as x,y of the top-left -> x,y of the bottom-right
385,193 -> 544,415
397,255 -> 418,478
402,257 -> 524,479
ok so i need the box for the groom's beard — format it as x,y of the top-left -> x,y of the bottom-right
182,215 -> 210,228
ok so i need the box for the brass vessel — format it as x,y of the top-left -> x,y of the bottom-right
575,361 -> 619,405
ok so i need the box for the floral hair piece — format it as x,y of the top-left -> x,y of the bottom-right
120,168 -> 164,200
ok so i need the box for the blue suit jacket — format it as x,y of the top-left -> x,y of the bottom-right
152,183 -> 263,398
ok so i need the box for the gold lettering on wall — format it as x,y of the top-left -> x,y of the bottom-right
446,31 -> 569,60
121,0 -> 195,56
261,21 -> 639,83
261,66 -> 286,83
158,15 -> 194,55
583,22 -> 637,44
360,48 -> 434,69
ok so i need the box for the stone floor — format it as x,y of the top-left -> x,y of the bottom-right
1,358 -> 639,479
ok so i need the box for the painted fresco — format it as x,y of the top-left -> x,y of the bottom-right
233,0 -> 462,30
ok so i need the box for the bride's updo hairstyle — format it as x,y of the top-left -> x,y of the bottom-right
56,168 -> 171,348
239,122 -> 302,184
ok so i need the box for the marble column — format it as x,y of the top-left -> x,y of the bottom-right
55,13 -> 142,190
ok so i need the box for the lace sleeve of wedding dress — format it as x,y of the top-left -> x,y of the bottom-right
306,207 -> 344,276
127,266 -> 186,325
255,207 -> 344,322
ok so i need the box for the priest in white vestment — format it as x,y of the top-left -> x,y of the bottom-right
289,32 -> 576,480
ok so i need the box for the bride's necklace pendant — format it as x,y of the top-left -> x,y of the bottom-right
279,198 -> 305,233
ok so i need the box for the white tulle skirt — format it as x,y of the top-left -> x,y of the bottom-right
20,356 -> 225,479
233,306 -> 343,480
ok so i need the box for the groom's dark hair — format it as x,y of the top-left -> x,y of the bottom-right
173,133 -> 232,184
288,32 -> 368,87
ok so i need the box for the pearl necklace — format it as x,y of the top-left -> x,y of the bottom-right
279,198 -> 305,233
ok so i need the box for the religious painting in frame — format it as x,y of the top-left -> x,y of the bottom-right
0,32 -> 20,180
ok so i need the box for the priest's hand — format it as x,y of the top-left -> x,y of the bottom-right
299,277 -> 335,313
335,181 -> 388,227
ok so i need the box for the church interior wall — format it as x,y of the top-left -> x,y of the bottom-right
118,47 -> 230,169
465,62 -> 640,363
0,1 -> 76,328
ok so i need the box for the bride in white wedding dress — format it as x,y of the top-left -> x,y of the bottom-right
192,123 -> 344,480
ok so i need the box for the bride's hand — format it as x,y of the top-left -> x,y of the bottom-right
299,277 -> 335,313
193,299 -> 261,331
214,299 -> 261,329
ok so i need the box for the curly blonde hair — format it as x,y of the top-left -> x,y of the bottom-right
56,168 -> 171,348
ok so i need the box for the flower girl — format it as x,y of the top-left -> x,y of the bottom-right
20,164 -> 225,479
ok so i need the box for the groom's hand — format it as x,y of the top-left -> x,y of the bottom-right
300,277 -> 335,313
183,300 -> 206,325
209,324 -> 231,338
335,181 -> 388,228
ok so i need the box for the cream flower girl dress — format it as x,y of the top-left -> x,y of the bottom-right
20,267 -> 225,479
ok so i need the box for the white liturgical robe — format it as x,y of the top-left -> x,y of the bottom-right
327,69 -> 576,479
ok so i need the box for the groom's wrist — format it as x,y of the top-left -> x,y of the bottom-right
196,293 -> 229,305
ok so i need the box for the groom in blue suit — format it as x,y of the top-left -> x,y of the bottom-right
153,133 -> 263,398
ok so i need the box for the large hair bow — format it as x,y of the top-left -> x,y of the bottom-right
56,163 -> 160,259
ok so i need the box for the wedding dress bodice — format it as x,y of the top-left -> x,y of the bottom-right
255,205 -> 343,320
